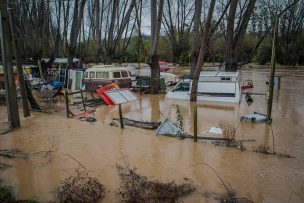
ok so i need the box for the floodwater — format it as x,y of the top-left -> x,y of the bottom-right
0,67 -> 304,202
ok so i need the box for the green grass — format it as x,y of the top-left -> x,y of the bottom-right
0,185 -> 39,203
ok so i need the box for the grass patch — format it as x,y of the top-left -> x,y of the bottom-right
0,185 -> 39,203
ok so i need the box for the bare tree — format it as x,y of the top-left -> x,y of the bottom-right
134,0 -> 146,67
162,0 -> 195,65
104,0 -> 137,64
150,0 -> 165,94
190,0 -> 202,77
190,0 -> 216,101
67,0 -> 87,69
225,0 -> 256,71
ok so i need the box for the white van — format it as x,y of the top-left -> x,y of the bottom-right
83,65 -> 132,89
165,71 -> 241,103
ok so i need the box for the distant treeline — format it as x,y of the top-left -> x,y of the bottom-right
2,0 -> 304,68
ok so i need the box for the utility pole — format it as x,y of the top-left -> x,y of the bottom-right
8,5 -> 30,118
266,15 -> 278,123
0,0 -> 20,129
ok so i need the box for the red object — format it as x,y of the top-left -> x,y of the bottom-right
159,61 -> 170,71
241,80 -> 254,90
96,83 -> 119,105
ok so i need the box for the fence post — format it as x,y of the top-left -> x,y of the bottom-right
119,104 -> 124,129
194,105 -> 197,142
65,91 -> 70,118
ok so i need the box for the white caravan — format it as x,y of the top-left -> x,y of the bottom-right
165,71 -> 241,103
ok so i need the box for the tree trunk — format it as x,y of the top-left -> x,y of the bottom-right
190,0 -> 202,77
190,0 -> 216,101
150,54 -> 160,94
67,0 -> 86,68
105,0 -> 136,65
225,0 -> 237,71
225,0 -> 256,71
150,0 -> 165,94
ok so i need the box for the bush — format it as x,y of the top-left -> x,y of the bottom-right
253,42 -> 272,65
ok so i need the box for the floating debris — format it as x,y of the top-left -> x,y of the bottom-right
0,149 -> 28,159
208,127 -> 223,134
155,119 -> 183,136
116,165 -> 196,203
0,162 -> 12,170
113,118 -> 161,130
240,112 -> 267,123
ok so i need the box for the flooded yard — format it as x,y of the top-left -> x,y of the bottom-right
0,67 -> 304,202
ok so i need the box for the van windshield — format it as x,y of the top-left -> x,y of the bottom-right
113,72 -> 121,79
174,82 -> 190,92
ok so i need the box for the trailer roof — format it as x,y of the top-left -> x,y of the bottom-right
199,71 -> 239,77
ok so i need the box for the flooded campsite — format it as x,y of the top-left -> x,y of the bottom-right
1,67 -> 304,203
1,0 -> 304,202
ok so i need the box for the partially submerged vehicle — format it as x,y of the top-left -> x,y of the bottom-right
165,71 -> 241,103
159,61 -> 170,71
83,65 -> 132,89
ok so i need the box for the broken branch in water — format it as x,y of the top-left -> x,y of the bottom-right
64,154 -> 87,170
189,162 -> 234,201
190,162 -> 254,202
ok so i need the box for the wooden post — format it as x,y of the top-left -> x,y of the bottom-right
37,59 -> 45,80
8,7 -> 30,118
0,0 -> 20,129
80,89 -> 86,112
267,15 -> 278,123
64,91 -> 70,118
193,105 -> 197,142
118,104 -> 124,129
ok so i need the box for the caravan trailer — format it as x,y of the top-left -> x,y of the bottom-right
165,71 -> 241,103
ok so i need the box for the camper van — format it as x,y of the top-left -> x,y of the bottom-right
83,65 -> 132,89
165,71 -> 241,103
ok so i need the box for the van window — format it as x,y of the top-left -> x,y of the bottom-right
96,72 -> 103,78
121,71 -> 129,78
84,72 -> 88,79
174,82 -> 190,92
103,72 -> 109,79
89,71 -> 96,78
113,72 -> 121,79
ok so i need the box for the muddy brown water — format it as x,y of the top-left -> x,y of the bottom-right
0,68 -> 304,202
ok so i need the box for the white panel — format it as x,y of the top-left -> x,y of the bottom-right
105,89 -> 138,104
198,82 -> 235,93
106,91 -> 128,104
120,90 -> 137,101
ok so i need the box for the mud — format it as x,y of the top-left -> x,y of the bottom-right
0,67 -> 304,202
